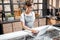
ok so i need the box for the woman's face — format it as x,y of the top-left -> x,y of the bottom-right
25,6 -> 33,13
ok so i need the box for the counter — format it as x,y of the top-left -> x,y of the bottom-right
0,17 -> 46,34
0,19 -> 20,24
0,25 -> 60,40
0,16 -> 59,34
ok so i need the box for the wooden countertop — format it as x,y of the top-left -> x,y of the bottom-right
0,19 -> 20,24
0,17 -> 46,24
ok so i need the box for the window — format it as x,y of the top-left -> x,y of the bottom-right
0,0 -> 45,20
47,0 -> 60,16
13,5 -> 19,10
4,0 -> 10,3
0,0 -> 2,3
4,5 -> 10,11
33,0 -> 43,17
0,0 -> 2,11
0,0 -> 11,14
17,0 -> 43,17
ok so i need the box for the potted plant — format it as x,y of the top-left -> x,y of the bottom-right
6,13 -> 14,21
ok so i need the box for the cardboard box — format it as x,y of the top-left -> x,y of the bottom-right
13,22 -> 22,32
39,18 -> 46,26
3,23 -> 12,34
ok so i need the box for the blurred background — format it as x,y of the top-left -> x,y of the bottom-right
0,0 -> 60,34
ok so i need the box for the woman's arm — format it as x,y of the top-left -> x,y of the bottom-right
20,12 -> 37,33
21,21 -> 31,30
21,21 -> 38,33
20,13 -> 31,30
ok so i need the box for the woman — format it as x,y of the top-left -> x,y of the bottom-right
20,1 -> 37,33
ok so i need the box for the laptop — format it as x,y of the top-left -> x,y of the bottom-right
53,24 -> 60,27
30,25 -> 49,37
24,25 -> 49,38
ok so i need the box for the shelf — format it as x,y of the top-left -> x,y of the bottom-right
0,19 -> 20,24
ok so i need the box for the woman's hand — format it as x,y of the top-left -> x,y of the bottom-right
30,29 -> 38,34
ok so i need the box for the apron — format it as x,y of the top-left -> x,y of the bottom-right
24,12 -> 34,28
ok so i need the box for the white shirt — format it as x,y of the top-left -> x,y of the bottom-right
20,11 -> 35,23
